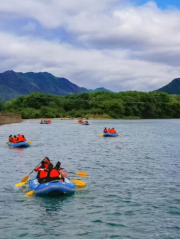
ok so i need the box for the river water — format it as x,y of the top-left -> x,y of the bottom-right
0,119 -> 180,239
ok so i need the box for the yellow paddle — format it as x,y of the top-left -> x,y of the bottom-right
71,179 -> 86,187
15,162 -> 41,186
15,181 -> 28,187
25,190 -> 35,196
69,171 -> 87,177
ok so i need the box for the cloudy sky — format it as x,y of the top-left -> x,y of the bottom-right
0,0 -> 180,92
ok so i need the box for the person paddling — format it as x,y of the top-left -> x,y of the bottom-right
35,160 -> 48,183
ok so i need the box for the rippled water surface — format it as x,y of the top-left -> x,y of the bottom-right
1,119 -> 180,239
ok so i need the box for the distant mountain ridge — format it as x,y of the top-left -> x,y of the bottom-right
0,70 -> 111,101
157,78 -> 180,94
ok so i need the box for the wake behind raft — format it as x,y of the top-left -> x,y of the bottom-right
29,177 -> 75,196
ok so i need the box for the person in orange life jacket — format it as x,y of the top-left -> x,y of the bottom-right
17,134 -> 24,142
22,135 -> 27,141
12,135 -> 18,143
104,127 -> 108,133
9,135 -> 13,142
48,161 -> 63,182
110,128 -> 116,134
108,128 -> 111,133
35,161 -> 48,183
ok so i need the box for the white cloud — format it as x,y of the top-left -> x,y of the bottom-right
0,0 -> 180,91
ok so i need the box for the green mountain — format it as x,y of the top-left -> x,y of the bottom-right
157,78 -> 180,94
0,70 -> 111,101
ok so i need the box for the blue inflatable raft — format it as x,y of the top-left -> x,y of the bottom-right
81,123 -> 89,125
29,177 -> 75,196
103,133 -> 119,137
40,122 -> 51,124
8,141 -> 30,148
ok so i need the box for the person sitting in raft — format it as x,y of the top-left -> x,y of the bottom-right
48,161 -> 68,182
9,135 -> 13,142
108,128 -> 111,133
57,161 -> 68,179
12,135 -> 18,143
104,127 -> 108,133
35,160 -> 49,183
16,134 -> 25,142
85,121 -> 88,123
110,128 -> 116,134
22,135 -> 27,141
40,120 -> 43,123
43,157 -> 53,171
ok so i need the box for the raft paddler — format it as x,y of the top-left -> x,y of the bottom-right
35,160 -> 49,183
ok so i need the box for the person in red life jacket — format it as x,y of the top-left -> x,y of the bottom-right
9,135 -> 13,142
47,161 -> 62,182
104,127 -> 108,133
12,135 -> 18,143
108,128 -> 111,133
35,161 -> 48,183
43,157 -> 53,171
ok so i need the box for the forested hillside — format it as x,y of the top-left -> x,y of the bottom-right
2,91 -> 180,119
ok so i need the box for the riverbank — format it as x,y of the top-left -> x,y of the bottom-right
0,114 -> 22,125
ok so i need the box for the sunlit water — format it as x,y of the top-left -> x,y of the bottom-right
0,119 -> 180,239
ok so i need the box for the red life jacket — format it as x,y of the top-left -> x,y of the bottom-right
49,168 -> 60,178
104,129 -> 108,133
38,169 -> 48,179
9,137 -> 12,141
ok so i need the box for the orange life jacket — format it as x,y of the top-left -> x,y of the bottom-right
13,137 -> 18,143
108,129 -> 111,133
22,137 -> 26,141
17,135 -> 24,142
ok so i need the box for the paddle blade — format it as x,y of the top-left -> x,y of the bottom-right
98,133 -> 104,137
118,134 -> 121,137
21,175 -> 30,183
25,190 -> 34,196
15,181 -> 27,187
6,141 -> 9,144
76,172 -> 87,177
28,141 -> 33,145
71,179 -> 86,187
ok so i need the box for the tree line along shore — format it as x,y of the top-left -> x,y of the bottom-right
0,91 -> 180,119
